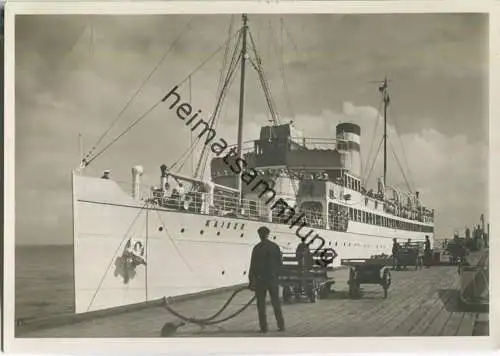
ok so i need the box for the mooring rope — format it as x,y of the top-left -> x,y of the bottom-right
162,286 -> 255,326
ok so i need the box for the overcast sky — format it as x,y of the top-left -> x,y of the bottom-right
15,13 -> 488,245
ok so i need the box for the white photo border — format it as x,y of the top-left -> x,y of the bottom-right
3,0 -> 498,354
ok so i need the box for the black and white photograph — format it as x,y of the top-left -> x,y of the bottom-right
3,1 -> 494,353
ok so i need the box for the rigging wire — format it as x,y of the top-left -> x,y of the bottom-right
176,31 -> 242,176
177,18 -> 240,175
387,104 -> 415,192
362,98 -> 384,184
248,29 -> 280,125
388,138 -> 413,193
86,202 -> 150,312
196,22 -> 244,178
154,209 -> 199,278
84,29 -> 242,167
85,17 -> 195,161
364,136 -> 385,186
198,53 -> 242,176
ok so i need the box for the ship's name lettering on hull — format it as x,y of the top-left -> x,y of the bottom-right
205,219 -> 246,231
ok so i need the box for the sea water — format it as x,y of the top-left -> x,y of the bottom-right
15,245 -> 74,321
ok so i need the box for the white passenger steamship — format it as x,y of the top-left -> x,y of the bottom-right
72,15 -> 435,313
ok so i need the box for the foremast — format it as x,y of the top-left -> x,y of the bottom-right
236,14 -> 248,205
379,78 -> 390,188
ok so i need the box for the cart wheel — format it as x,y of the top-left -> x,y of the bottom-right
283,286 -> 292,303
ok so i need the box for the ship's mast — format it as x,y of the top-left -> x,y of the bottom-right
379,77 -> 390,187
236,14 -> 248,204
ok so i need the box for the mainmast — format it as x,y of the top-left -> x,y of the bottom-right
379,78 -> 390,187
236,14 -> 248,203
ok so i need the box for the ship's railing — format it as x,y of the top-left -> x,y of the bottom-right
147,189 -> 270,219
297,137 -> 338,150
382,201 -> 434,224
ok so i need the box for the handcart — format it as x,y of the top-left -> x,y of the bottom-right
278,250 -> 335,303
396,243 -> 424,270
341,257 -> 392,299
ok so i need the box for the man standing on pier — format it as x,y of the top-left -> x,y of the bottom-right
249,226 -> 285,333
295,237 -> 312,299
424,235 -> 431,267
392,238 -> 400,270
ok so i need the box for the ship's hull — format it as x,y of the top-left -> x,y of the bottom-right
72,174 -> 431,313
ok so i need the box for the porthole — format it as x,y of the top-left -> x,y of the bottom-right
181,228 -> 185,233
241,224 -> 245,230
234,224 -> 238,230
217,231 -> 221,236
240,233 -> 244,238
159,226 -> 163,232
273,236 -> 276,240
227,223 -> 231,229
243,271 -> 247,275
200,230 -> 204,235
221,270 -> 225,275
205,220 -> 210,227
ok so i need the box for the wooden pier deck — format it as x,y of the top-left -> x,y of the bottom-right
16,265 -> 488,338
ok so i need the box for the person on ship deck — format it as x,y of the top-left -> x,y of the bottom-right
101,170 -> 111,179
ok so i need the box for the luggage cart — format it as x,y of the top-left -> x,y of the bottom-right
396,243 -> 424,270
341,258 -> 392,299
278,250 -> 335,303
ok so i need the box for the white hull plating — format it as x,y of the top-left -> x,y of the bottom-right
73,174 -> 430,313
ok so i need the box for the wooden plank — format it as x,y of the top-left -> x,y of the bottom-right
408,289 -> 455,336
423,301 -> 453,336
456,312 -> 476,336
332,269 -> 420,337
440,312 -> 465,336
473,312 -> 489,336
375,267 -> 453,336
357,270 -> 436,336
